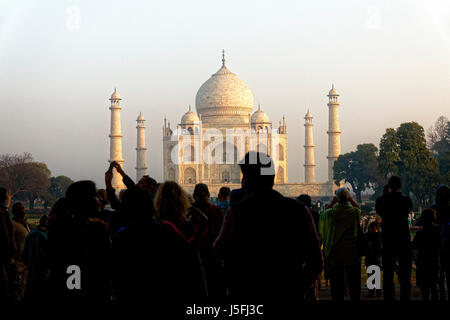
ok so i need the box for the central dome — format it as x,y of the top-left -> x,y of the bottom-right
195,61 -> 254,125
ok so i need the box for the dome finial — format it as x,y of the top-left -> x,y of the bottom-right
258,103 -> 261,111
222,49 -> 225,67
189,104 -> 191,111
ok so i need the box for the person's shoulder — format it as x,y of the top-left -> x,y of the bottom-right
11,219 -> 24,230
352,206 -> 362,214
208,202 -> 223,213
279,195 -> 309,215
401,194 -> 412,201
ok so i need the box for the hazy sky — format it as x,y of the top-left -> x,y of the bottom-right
0,0 -> 449,188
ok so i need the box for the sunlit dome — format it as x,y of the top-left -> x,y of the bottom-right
251,105 -> 270,123
195,52 -> 254,125
180,106 -> 200,124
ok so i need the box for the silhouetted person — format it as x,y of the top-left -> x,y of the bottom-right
136,175 -> 157,196
23,215 -> 49,301
229,175 -> 247,205
48,180 -> 111,303
153,181 -> 208,251
365,221 -> 382,297
297,193 -> 321,300
10,202 -> 30,300
297,194 -> 319,231
413,208 -> 441,301
105,162 -> 157,236
375,176 -> 413,301
96,189 -> 113,223
431,185 -> 450,300
217,187 -> 231,214
320,188 -> 361,301
0,187 -> 13,299
214,152 -> 323,301
113,185 -> 206,303
105,161 -> 137,212
192,183 -> 226,299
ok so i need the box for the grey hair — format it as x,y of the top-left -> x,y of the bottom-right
336,188 -> 350,204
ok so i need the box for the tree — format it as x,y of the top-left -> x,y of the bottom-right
378,128 -> 400,178
333,143 -> 380,203
24,162 -> 51,210
44,175 -> 74,208
427,116 -> 448,153
0,153 -> 33,207
12,162 -> 51,210
427,116 -> 450,185
378,122 -> 439,203
0,153 -> 53,210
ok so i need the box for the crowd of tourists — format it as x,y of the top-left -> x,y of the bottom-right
0,151 -> 449,303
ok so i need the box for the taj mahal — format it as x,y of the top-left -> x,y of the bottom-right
107,52 -> 342,198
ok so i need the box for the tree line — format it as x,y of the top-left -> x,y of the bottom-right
333,116 -> 449,204
0,152 -> 73,210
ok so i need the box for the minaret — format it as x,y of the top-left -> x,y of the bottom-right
109,88 -> 125,190
304,110 -> 315,183
327,84 -> 341,183
136,112 -> 147,182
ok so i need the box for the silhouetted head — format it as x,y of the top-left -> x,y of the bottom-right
12,202 -> 25,220
121,187 -> 154,222
154,181 -> 190,227
39,214 -> 49,228
49,197 -> 70,226
336,188 -> 350,204
218,187 -> 231,201
422,208 -> 436,227
137,175 -> 157,194
65,180 -> 100,222
193,183 -> 210,203
0,187 -> 7,206
97,189 -> 109,208
239,152 -> 275,191
388,176 -> 402,192
297,194 -> 312,208
436,185 -> 450,207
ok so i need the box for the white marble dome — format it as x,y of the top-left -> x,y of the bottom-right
251,107 -> 270,123
180,109 -> 200,124
195,62 -> 254,125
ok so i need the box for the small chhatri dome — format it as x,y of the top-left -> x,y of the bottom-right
251,104 -> 270,123
328,84 -> 339,96
305,109 -> 313,118
195,51 -> 254,125
137,112 -> 145,121
180,106 -> 200,124
110,88 -> 121,100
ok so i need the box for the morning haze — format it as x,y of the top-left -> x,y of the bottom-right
0,0 -> 449,187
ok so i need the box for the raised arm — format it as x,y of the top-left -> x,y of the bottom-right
105,170 -> 121,210
113,162 -> 136,189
